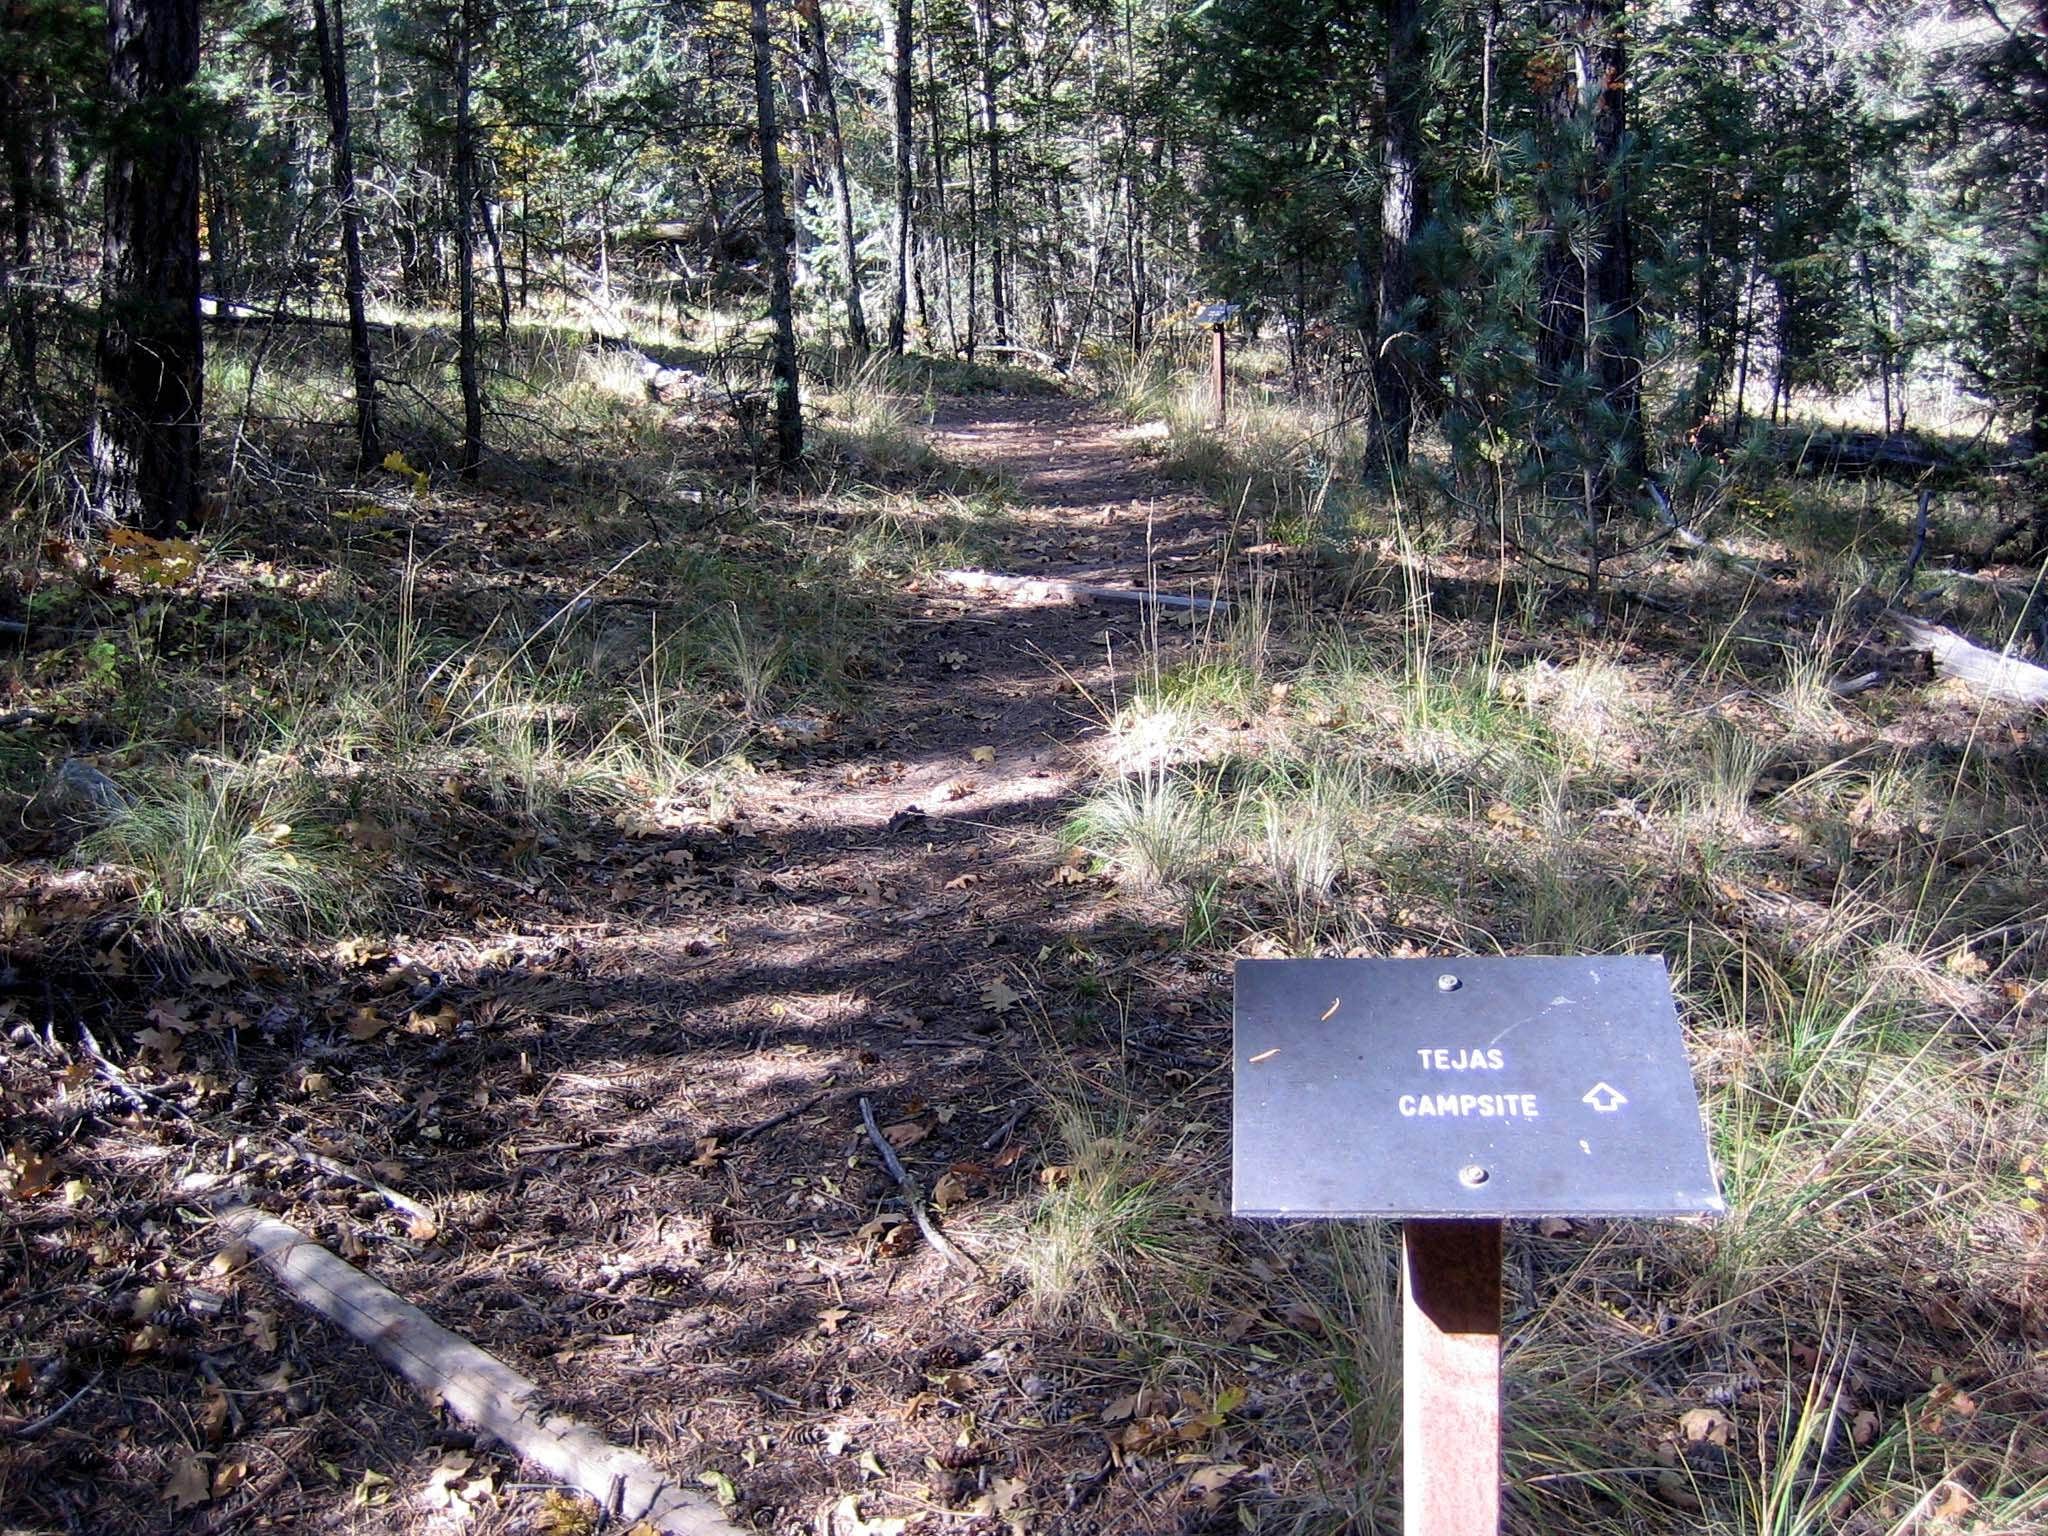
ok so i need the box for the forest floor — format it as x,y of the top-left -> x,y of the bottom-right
1,388 -> 1281,1536
6,347 -> 2048,1536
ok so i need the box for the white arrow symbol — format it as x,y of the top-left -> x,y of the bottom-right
1582,1082 -> 1628,1112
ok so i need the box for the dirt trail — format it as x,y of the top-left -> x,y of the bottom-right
375,395 -> 1236,1527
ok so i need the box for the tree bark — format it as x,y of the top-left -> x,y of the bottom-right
972,0 -> 1006,347
1536,0 -> 1641,564
804,0 -> 868,354
886,0 -> 914,353
310,0 -> 382,468
2,13 -> 40,403
751,0 -> 803,466
922,15 -> 959,353
452,0 -> 484,479
1373,0 -> 1424,473
91,0 -> 203,535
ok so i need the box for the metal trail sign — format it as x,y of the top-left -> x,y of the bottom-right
1232,955 -> 1721,1535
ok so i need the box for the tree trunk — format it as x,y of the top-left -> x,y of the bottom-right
452,0 -> 483,480
2,17 -> 40,403
1372,0 -> 1423,473
309,0 -> 382,468
923,19 -> 959,353
804,0 -> 868,354
751,0 -> 803,466
963,83 -> 979,357
972,0 -> 1006,347
886,0 -> 914,353
1536,0 -> 1641,548
482,191 -> 512,334
91,0 -> 203,535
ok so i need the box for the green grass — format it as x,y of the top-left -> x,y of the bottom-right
77,768 -> 359,955
1044,360 -> 2048,1530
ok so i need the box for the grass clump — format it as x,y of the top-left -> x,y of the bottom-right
77,769 -> 357,954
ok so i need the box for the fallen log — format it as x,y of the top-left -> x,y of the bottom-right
200,297 -> 402,336
216,1205 -> 746,1535
587,336 -> 715,405
938,567 -> 1228,613
1891,613 -> 2048,706
1650,483 -> 2048,707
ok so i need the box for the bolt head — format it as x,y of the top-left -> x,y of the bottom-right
1437,973 -> 1461,993
1459,1164 -> 1490,1187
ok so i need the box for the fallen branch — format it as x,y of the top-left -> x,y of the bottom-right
292,1141 -> 439,1234
0,1372 -> 102,1439
215,1206 -> 745,1536
1826,669 -> 1886,698
1893,489 -> 1934,603
1891,613 -> 2048,706
725,1089 -> 833,1147
979,1102 -> 1031,1153
938,568 -> 1227,613
1648,483 -> 1771,580
857,1097 -> 982,1280
200,296 -> 403,336
77,1023 -> 198,1124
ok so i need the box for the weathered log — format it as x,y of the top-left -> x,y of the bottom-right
1892,613 -> 2048,706
938,567 -> 1227,612
586,336 -> 713,404
200,297 -> 401,336
216,1206 -> 746,1535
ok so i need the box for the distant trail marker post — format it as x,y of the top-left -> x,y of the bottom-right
1233,956 -> 1721,1535
1194,302 -> 1238,427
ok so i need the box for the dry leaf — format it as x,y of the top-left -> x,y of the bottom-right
537,1487 -> 596,1533
345,1006 -> 390,1041
1930,1480 -> 1973,1522
243,1308 -> 278,1353
135,1027 -> 184,1071
1678,1407 -> 1732,1447
931,1170 -> 971,1210
212,1460 -> 248,1497
424,1451 -> 475,1509
970,745 -> 996,764
200,1387 -> 231,1443
162,1453 -> 212,1510
817,1306 -> 852,1335
980,979 -> 1021,1014
881,1119 -> 927,1149
4,1143 -> 59,1199
1184,1463 -> 1247,1509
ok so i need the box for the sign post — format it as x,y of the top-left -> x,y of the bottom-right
1233,956 -> 1721,1534
1193,302 -> 1239,428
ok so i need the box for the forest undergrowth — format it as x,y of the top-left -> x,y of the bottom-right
3,317 -> 2046,1536
1047,339 -> 2048,1534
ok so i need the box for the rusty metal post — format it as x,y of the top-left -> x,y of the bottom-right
1212,323 -> 1227,427
1401,1219 -> 1502,1536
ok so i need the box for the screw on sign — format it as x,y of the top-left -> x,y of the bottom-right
1232,956 -> 1721,1535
